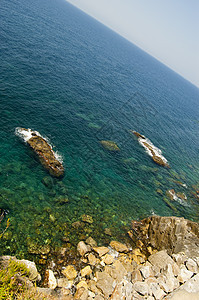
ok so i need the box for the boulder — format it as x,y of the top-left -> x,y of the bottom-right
93,246 -> 110,257
148,250 -> 175,269
43,269 -> 57,289
62,265 -> 77,280
80,266 -> 92,277
110,241 -> 128,253
16,128 -> 64,177
77,241 -> 91,256
87,253 -> 100,266
96,271 -> 115,298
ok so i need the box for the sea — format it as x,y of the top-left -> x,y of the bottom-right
0,0 -> 199,258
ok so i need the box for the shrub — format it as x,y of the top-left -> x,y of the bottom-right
0,259 -> 30,299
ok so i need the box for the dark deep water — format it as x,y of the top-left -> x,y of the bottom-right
0,0 -> 199,257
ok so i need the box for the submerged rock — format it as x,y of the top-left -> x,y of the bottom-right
15,127 -> 64,178
100,140 -> 120,151
131,130 -> 169,167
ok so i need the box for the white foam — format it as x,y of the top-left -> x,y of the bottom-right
53,150 -> 64,164
138,136 -> 168,164
168,190 -> 189,207
15,127 -> 63,164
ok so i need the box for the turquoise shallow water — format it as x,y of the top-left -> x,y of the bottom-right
0,0 -> 199,257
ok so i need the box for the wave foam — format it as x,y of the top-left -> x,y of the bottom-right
138,136 -> 168,164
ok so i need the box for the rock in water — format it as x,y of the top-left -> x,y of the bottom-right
131,130 -> 169,168
100,140 -> 120,151
15,128 -> 64,178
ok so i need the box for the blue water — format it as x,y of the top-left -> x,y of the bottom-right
0,0 -> 199,257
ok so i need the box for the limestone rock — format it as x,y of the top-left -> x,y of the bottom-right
148,250 -> 175,269
77,241 -> 91,256
74,287 -> 88,300
130,216 -> 199,258
44,269 -> 57,289
106,260 -> 127,281
94,295 -> 104,300
186,258 -> 198,273
62,265 -> 77,280
85,236 -> 97,247
102,254 -> 114,265
93,246 -> 109,257
131,269 -> 143,282
57,277 -> 69,288
88,253 -> 100,266
133,281 -> 149,296
150,282 -> 166,299
19,258 -> 41,281
110,240 -> 128,253
96,271 -> 115,298
110,282 -> 123,300
87,280 -> 102,295
0,256 -> 41,282
140,265 -> 154,279
81,266 -> 92,277
177,267 -> 193,283
76,281 -> 88,290
165,273 -> 199,299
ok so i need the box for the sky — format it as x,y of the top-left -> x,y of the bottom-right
66,0 -> 199,87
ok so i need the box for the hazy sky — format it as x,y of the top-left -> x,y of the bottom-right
66,0 -> 199,87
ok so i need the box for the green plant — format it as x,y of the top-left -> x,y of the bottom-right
0,217 -> 10,239
0,259 -> 29,299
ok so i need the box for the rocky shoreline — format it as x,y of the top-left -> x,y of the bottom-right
1,216 -> 199,299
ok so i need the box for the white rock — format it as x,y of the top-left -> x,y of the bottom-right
57,277 -> 69,288
185,258 -> 198,273
18,259 -> 41,281
140,265 -> 154,279
133,282 -> 149,296
172,252 -> 188,266
177,268 -> 193,283
124,282 -> 133,300
47,270 -> 57,289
